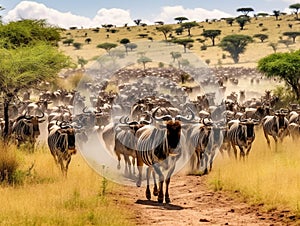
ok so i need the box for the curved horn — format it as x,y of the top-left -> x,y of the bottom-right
37,109 -> 44,119
83,106 -> 91,114
119,115 -> 129,124
176,107 -> 195,122
24,111 -> 32,119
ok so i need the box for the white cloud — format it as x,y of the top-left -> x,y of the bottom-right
3,1 -> 133,28
155,5 -> 233,24
92,8 -> 133,27
3,1 -> 233,29
3,1 -> 92,28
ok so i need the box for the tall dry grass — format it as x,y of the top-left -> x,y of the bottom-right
209,128 -> 300,215
0,143 -> 135,225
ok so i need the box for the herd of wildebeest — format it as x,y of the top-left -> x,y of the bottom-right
1,66 -> 299,203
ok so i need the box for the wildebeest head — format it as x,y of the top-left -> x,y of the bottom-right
60,125 -> 76,155
24,111 -> 45,137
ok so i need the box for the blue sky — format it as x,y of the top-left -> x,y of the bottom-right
0,0 -> 298,28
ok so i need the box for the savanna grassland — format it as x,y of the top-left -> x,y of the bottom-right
59,13 -> 300,67
1,12 -> 300,226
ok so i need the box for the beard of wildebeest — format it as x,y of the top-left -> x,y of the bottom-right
31,118 -> 41,137
67,129 -> 76,155
166,120 -> 181,149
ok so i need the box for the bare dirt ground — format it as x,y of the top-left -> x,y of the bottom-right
115,173 -> 298,226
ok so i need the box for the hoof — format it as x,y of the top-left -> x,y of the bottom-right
117,165 -> 121,170
136,180 -> 141,187
158,196 -> 164,203
146,193 -> 151,200
153,186 -> 158,196
165,197 -> 171,204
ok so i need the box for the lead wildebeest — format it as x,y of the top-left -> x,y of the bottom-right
135,107 -> 194,203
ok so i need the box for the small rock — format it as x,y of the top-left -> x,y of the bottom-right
199,218 -> 210,222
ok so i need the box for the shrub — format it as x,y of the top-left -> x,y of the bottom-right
0,143 -> 20,185
201,45 -> 207,51
73,42 -> 82,50
158,62 -> 164,68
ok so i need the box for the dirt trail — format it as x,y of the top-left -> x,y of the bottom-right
117,173 -> 297,226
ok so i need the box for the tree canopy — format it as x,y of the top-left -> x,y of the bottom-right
236,7 -> 254,16
253,34 -> 268,42
257,50 -> 300,99
219,34 -> 253,63
174,17 -> 188,24
201,30 -> 221,46
156,25 -> 173,41
172,38 -> 194,53
97,42 -> 118,54
282,31 -> 300,43
0,19 -> 61,48
180,21 -> 198,37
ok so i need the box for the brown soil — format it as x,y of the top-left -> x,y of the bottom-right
117,173 -> 299,226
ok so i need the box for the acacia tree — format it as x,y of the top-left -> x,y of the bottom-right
236,16 -> 250,30
273,10 -> 281,20
180,21 -> 198,37
225,18 -> 234,26
137,56 -> 152,70
257,50 -> 300,99
201,30 -> 221,46
174,17 -> 188,24
0,19 -> 61,48
282,31 -> 300,43
0,44 -> 73,139
172,38 -> 194,53
219,34 -> 253,63
156,25 -> 173,41
289,3 -> 300,20
97,42 -> 117,55
253,34 -> 268,42
0,19 -> 73,139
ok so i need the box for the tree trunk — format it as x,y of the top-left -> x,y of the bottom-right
3,100 -> 10,141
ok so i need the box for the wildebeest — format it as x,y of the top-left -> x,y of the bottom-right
135,107 -> 194,203
11,111 -> 45,150
226,118 -> 259,159
48,121 -> 77,176
262,110 -> 289,149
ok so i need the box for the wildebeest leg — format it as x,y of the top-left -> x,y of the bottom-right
165,160 -> 176,204
152,170 -> 158,196
273,135 -> 278,151
239,146 -> 245,161
131,156 -> 136,176
231,142 -> 238,160
64,156 -> 72,177
245,144 -> 252,157
209,148 -> 216,172
152,164 -> 164,203
146,166 -> 151,200
116,152 -> 121,170
136,154 -> 143,187
202,151 -> 209,175
195,147 -> 201,171
123,154 -> 130,176
264,131 -> 271,148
